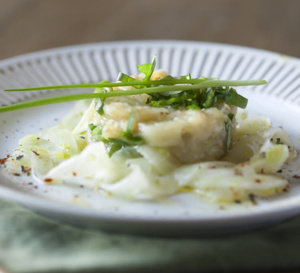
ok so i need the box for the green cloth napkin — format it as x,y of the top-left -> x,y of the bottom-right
1,198 -> 300,273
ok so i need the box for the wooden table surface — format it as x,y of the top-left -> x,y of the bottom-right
1,0 -> 300,61
1,1 -> 300,273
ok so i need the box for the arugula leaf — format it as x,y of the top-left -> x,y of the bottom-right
137,56 -> 156,81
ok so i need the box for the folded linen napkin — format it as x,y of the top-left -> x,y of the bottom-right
0,198 -> 299,273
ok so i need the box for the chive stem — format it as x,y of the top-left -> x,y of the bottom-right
0,80 -> 266,113
3,79 -> 266,92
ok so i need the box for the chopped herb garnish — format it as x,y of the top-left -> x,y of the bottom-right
106,143 -> 123,157
225,121 -> 231,151
89,108 -> 145,156
204,89 -> 216,108
94,81 -> 112,115
119,132 -> 145,146
90,126 -> 107,142
180,74 -> 192,80
187,105 -> 200,110
126,108 -> 135,135
88,124 -> 97,131
148,86 -> 248,110
117,73 -> 137,84
117,73 -> 142,89
137,56 -> 156,82
117,56 -> 156,88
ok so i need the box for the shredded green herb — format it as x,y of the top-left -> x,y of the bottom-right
89,108 -> 144,156
126,107 -> 135,135
225,121 -> 231,151
148,86 -> 247,110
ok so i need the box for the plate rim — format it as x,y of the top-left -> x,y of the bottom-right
1,39 -> 300,66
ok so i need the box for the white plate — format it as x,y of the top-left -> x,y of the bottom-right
1,40 -> 300,236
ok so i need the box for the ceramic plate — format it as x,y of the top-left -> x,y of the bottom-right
1,41 -> 300,236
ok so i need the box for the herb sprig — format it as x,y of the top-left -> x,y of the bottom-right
0,79 -> 266,113
0,55 -> 267,113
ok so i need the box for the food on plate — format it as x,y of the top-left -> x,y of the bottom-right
0,57 -> 296,203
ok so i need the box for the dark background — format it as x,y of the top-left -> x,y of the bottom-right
1,0 -> 300,60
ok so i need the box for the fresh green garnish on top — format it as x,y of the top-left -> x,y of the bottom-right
137,56 -> 156,82
148,86 -> 247,110
117,56 -> 156,88
0,55 -> 267,113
